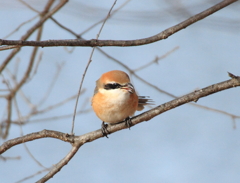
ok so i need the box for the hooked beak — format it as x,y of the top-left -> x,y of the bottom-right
121,83 -> 134,94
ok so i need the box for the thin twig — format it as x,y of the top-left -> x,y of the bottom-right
0,0 -> 68,73
3,15 -> 39,39
36,91 -> 84,115
11,97 -> 90,125
0,155 -> 21,161
133,46 -> 179,72
71,0 -> 118,134
0,45 -> 20,51
29,51 -> 43,81
15,168 -> 50,183
2,25 -> 43,139
18,109 -> 91,124
19,0 -> 40,13
79,0 -> 131,36
5,67 -> 35,110
12,91 -> 47,169
0,73 -> 13,139
12,92 -> 84,125
50,17 -> 81,39
38,62 -> 65,106
9,109 -> 91,125
11,25 -> 43,97
36,145 -> 80,183
4,98 -> 12,139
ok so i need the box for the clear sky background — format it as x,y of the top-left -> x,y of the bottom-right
1,0 -> 240,183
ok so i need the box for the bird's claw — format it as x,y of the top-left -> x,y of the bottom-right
125,117 -> 133,130
101,121 -> 110,138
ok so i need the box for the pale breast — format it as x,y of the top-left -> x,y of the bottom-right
92,88 -> 138,123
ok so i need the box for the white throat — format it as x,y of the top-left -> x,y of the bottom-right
99,88 -> 130,104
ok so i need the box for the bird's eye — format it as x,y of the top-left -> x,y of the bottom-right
104,83 -> 121,90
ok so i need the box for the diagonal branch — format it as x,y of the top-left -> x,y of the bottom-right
0,0 -> 237,48
0,73 -> 239,182
1,73 -> 239,154
36,145 -> 81,183
71,0 -> 117,134
0,130 -> 75,153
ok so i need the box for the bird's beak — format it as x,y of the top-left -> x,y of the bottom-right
121,83 -> 134,94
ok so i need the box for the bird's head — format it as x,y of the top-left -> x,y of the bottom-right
96,70 -> 135,94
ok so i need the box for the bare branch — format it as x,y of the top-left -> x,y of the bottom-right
79,0 -> 131,36
10,26 -> 43,98
19,0 -> 40,13
3,15 -> 39,39
0,0 -> 237,48
0,0 -> 68,73
71,0 -> 117,134
29,51 -> 43,81
133,46 -> 179,72
4,98 -> 12,139
0,155 -> 21,161
38,62 -> 65,106
2,25 -> 43,139
1,0 -> 69,139
10,109 -> 91,125
1,73 -> 239,182
0,45 -> 20,51
36,92 -> 84,115
1,73 -> 239,154
50,17 -> 81,38
36,145 -> 80,183
0,130 -> 75,154
12,89 -> 47,169
16,168 -> 50,183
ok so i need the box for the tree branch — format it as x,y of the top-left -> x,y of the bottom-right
0,0 -> 68,74
36,145 -> 81,183
1,73 -> 239,182
1,72 -> 239,154
0,0 -> 237,48
0,130 -> 75,154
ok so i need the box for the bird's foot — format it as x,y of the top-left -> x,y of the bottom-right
125,117 -> 133,130
101,121 -> 110,138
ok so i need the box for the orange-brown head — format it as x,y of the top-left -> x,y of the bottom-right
94,70 -> 131,92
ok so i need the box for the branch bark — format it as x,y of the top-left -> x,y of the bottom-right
0,0 -> 237,48
1,73 -> 239,154
1,73 -> 239,182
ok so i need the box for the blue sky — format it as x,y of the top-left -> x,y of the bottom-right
1,0 -> 240,183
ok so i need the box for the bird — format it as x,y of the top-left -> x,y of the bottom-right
91,70 -> 153,137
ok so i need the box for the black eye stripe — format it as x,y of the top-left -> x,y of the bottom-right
104,83 -> 122,90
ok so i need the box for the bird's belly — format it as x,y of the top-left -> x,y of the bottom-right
93,94 -> 136,123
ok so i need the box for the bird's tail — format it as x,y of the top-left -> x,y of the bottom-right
137,96 -> 154,111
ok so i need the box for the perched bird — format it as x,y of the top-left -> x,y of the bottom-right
92,70 -> 152,137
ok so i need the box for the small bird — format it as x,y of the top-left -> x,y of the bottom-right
92,70 -> 152,137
